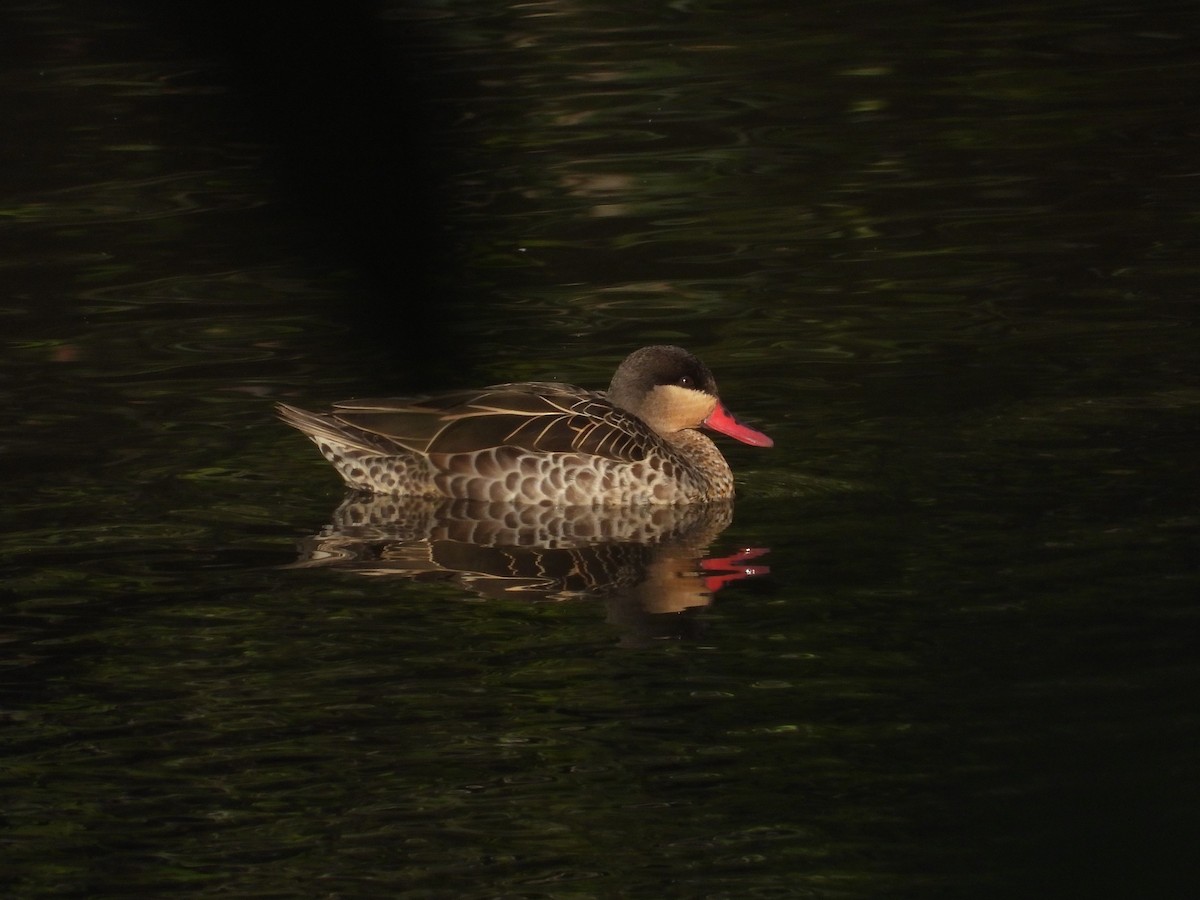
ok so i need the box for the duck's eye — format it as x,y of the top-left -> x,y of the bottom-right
676,375 -> 695,388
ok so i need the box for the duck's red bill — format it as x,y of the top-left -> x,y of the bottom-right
703,403 -> 773,447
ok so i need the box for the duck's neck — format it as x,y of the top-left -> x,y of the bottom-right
667,429 -> 735,500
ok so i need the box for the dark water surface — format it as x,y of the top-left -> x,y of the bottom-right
3,1 -> 1198,896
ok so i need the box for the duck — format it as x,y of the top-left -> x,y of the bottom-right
276,345 -> 772,505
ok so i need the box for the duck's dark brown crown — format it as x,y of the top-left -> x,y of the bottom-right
607,345 -> 719,413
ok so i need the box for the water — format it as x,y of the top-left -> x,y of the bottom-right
2,1 -> 1198,896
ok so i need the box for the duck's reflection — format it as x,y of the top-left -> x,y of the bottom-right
289,494 -> 769,643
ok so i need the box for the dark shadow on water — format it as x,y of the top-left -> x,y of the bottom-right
286,493 -> 771,647
131,0 -> 465,387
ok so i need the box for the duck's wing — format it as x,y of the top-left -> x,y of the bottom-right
326,382 -> 655,462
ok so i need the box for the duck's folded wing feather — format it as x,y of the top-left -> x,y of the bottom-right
329,385 -> 652,462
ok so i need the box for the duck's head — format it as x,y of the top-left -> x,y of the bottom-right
608,345 -> 773,447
